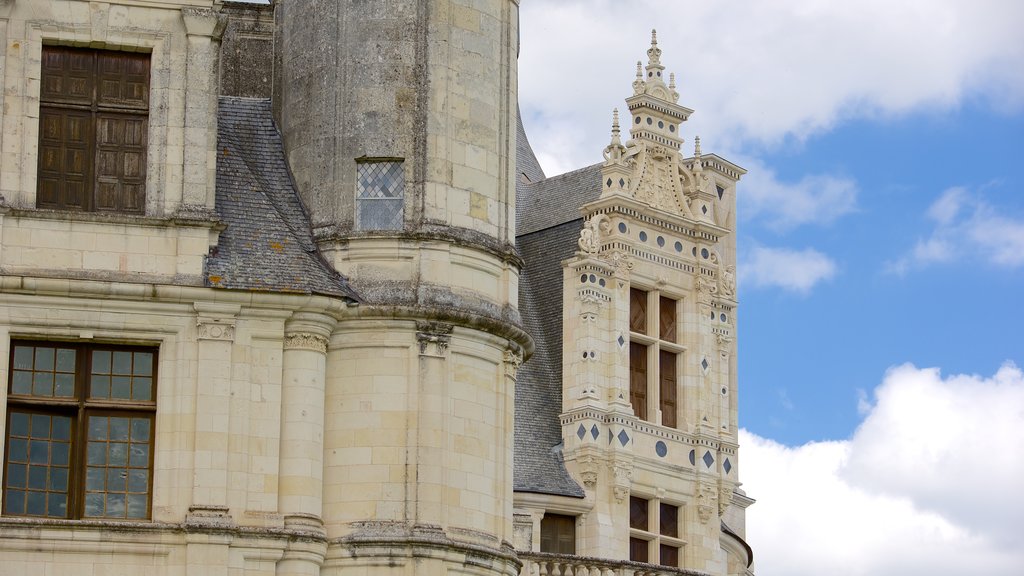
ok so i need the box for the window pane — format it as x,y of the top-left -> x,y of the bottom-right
112,351 -> 132,375
132,377 -> 152,401
659,351 -> 677,429
659,503 -> 679,538
130,443 -> 150,468
55,348 -> 77,372
131,418 -> 151,442
50,467 -> 69,491
8,438 -> 28,462
111,376 -> 131,399
13,346 -> 34,370
92,350 -> 111,373
5,490 -> 26,514
87,467 -> 105,491
128,469 -> 148,493
629,343 -> 648,421
87,442 -> 106,465
12,371 -> 32,394
84,493 -> 103,517
35,347 -> 55,371
91,374 -> 111,398
33,372 -> 54,396
47,493 -> 67,517
659,297 -> 676,341
10,412 -> 29,436
133,352 -> 153,376
7,463 -> 27,488
110,417 -> 130,441
629,537 -> 649,563
356,161 -> 405,231
630,288 -> 648,333
54,373 -> 75,397
127,494 -> 147,518
659,544 -> 679,567
89,416 -> 109,440
629,496 -> 649,530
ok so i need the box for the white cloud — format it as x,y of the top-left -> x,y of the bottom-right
739,245 -> 837,293
737,157 -> 858,230
741,363 -> 1024,576
519,0 -> 1024,187
888,186 -> 1024,272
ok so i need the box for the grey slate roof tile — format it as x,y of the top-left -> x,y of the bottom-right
518,163 -> 603,236
512,116 -> 605,498
209,97 -> 359,301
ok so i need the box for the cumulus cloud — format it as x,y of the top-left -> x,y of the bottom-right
741,363 -> 1024,576
519,0 -> 1024,181
737,158 -> 858,230
887,186 -> 1024,272
739,246 -> 837,293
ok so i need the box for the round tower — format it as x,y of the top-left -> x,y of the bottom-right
275,1 -> 528,574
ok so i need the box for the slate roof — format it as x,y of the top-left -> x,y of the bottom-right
208,97 -> 359,301
517,162 -> 603,236
512,118 -> 605,498
514,219 -> 587,497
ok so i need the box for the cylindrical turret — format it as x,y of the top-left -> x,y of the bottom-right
275,2 -> 527,574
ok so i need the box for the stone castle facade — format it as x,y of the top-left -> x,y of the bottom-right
0,1 -> 752,575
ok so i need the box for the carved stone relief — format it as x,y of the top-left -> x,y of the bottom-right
284,332 -> 329,354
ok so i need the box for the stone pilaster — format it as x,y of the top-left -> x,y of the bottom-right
180,7 -> 226,210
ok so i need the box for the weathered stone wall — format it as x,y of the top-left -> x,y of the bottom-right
219,1 -> 275,98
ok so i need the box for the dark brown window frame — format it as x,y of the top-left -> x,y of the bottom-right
3,340 -> 157,520
629,495 -> 684,568
628,288 -> 682,429
37,45 -> 150,214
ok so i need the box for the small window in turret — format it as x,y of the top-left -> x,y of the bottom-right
356,160 -> 405,231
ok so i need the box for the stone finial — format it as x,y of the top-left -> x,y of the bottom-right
632,60 -> 644,94
603,109 -> 627,164
694,135 -> 702,158
669,72 -> 676,90
647,29 -> 662,68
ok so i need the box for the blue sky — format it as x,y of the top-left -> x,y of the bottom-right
519,1 -> 1024,574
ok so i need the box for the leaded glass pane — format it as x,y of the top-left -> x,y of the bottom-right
356,161 -> 404,231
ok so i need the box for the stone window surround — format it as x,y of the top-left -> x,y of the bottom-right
4,8 -> 219,219
629,493 -> 686,567
628,285 -> 685,429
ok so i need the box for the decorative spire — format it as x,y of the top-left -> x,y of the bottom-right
647,29 -> 662,68
633,60 -> 644,95
669,72 -> 676,90
694,136 -> 702,157
603,108 -> 626,164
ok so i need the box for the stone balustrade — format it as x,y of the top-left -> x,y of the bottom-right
518,552 -> 711,576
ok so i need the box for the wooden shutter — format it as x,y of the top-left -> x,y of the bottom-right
37,108 -> 92,210
659,296 -> 676,341
659,351 -> 677,428
540,514 -> 576,555
37,46 -> 149,213
629,538 -> 649,563
659,544 -> 679,567
659,503 -> 678,538
629,343 -> 648,420
630,288 -> 647,334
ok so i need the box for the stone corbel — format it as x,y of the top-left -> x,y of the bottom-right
577,454 -> 599,489
503,347 -> 523,379
416,321 -> 453,357
718,482 -> 734,517
181,6 -> 227,40
697,482 -> 718,525
612,461 -> 633,503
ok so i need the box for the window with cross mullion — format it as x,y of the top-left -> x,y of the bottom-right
628,287 -> 683,428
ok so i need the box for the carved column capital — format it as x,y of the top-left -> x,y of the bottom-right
612,461 -> 633,503
416,321 -> 453,357
284,332 -> 329,354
